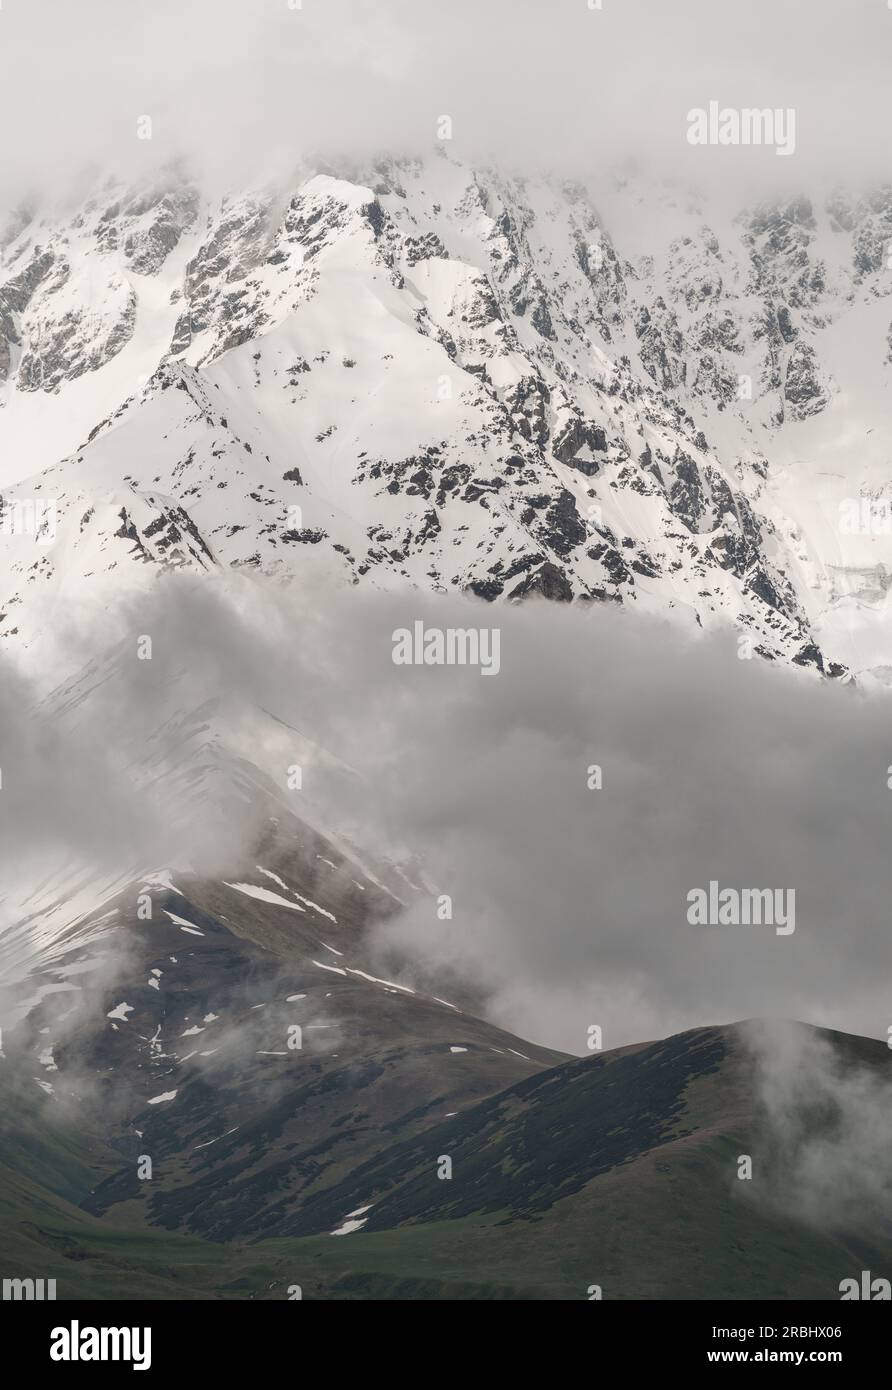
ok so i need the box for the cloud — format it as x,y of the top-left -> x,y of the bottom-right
1,0 -> 891,210
744,1019 -> 892,1233
4,572 -> 892,1056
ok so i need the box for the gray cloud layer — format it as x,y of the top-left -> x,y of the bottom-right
3,574 -> 892,1055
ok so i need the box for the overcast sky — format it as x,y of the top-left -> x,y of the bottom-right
1,0 -> 891,208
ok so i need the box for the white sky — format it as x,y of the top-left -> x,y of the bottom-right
0,0 -> 890,209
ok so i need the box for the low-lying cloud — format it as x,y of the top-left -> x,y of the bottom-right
745,1020 -> 892,1234
3,572 -> 892,1056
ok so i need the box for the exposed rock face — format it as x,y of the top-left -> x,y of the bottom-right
783,340 -> 828,418
3,155 -> 892,673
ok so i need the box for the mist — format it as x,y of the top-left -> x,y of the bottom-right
1,0 -> 891,214
3,572 -> 892,1054
745,1019 -> 892,1234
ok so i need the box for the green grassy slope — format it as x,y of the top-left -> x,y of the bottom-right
2,1022 -> 889,1300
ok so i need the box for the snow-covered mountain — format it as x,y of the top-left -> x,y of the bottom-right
2,153 -> 892,675
5,149 -> 892,1305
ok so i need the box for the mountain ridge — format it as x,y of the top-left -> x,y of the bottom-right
3,156 -> 892,676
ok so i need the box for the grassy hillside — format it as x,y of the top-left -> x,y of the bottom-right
3,1022 -> 889,1300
